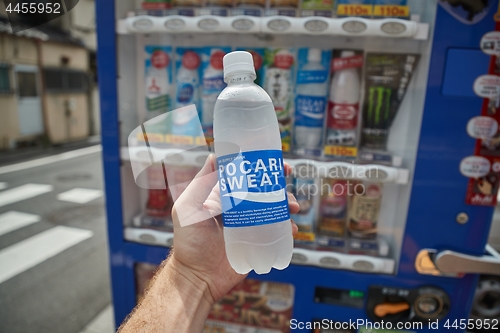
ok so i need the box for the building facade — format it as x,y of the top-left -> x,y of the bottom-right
0,0 -> 97,150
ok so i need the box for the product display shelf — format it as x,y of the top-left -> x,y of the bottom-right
122,144 -> 400,274
122,146 -> 410,184
117,14 -> 429,40
124,227 -> 174,247
124,226 -> 395,273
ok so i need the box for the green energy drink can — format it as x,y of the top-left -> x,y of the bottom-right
361,86 -> 393,150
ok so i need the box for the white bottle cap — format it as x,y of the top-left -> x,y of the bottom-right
341,50 -> 356,58
308,48 -> 322,62
223,51 -> 256,80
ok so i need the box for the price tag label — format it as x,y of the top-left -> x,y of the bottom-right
165,134 -> 195,145
337,4 -> 372,16
294,232 -> 315,242
373,5 -> 409,17
324,145 -> 358,157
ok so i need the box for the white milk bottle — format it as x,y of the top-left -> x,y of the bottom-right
294,48 -> 329,149
327,50 -> 361,146
214,51 -> 293,274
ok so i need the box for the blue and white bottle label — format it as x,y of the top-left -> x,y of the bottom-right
297,70 -> 328,84
177,83 -> 195,104
203,76 -> 225,94
294,95 -> 326,127
217,150 -> 290,228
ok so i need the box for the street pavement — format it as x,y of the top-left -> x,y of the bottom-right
0,145 -> 113,333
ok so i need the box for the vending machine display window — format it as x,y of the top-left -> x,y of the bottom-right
116,0 -> 436,277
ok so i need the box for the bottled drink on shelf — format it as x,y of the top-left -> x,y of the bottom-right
202,47 -> 229,140
173,49 -> 202,138
138,0 -> 170,9
214,51 -> 293,274
263,48 -> 295,154
235,0 -> 266,8
235,48 -> 265,86
175,49 -> 201,109
172,0 -> 202,16
300,0 -> 334,17
270,0 -> 299,8
145,46 -> 173,117
291,177 -> 317,246
293,48 -> 330,156
318,179 -> 349,237
145,165 -> 172,218
325,50 -> 362,153
203,0 -> 232,16
348,182 -> 383,240
205,0 -> 233,7
269,0 -> 299,17
361,53 -> 420,151
300,0 -> 334,10
264,48 -> 295,120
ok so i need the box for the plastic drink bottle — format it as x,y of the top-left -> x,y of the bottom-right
146,66 -> 170,102
176,51 -> 200,108
145,54 -> 171,115
327,50 -> 361,146
173,51 -> 201,137
214,51 -> 293,275
294,48 -> 329,149
202,49 -> 226,129
264,49 -> 294,120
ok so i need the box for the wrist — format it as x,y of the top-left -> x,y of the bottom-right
166,255 -> 215,307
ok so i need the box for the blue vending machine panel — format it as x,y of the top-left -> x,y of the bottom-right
96,0 -> 500,331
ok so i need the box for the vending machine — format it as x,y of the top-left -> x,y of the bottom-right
97,0 -> 500,331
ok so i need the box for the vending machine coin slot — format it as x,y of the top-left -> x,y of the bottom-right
367,286 -> 450,323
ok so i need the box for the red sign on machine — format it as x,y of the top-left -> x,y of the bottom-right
465,19 -> 500,206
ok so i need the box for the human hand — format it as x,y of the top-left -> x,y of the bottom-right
170,154 -> 299,305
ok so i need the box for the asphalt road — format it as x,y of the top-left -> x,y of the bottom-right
0,146 -> 111,333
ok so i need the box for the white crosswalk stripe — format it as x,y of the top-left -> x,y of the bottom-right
0,226 -> 93,284
0,182 -> 7,190
0,184 -> 53,208
57,188 -> 103,204
0,211 -> 41,237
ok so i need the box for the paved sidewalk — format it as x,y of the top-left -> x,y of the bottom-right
79,305 -> 115,333
0,136 -> 101,167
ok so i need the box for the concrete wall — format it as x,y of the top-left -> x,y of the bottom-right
0,34 -> 38,65
41,42 -> 88,69
45,94 -> 89,144
41,42 -> 90,143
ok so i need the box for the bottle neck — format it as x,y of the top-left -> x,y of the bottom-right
225,72 -> 256,85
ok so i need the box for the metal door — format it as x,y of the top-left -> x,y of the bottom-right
15,65 -> 43,137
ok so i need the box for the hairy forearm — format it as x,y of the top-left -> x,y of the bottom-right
118,257 -> 213,333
